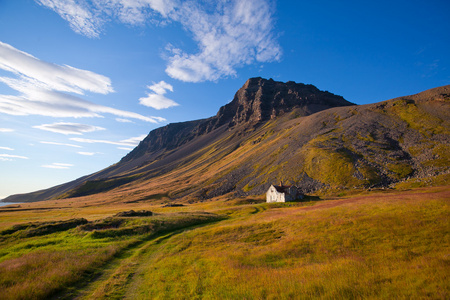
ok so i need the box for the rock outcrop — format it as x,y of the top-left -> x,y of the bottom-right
123,77 -> 353,163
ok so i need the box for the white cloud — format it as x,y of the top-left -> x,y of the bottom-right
33,122 -> 105,135
121,134 -> 147,146
35,0 -> 281,82
37,0 -> 176,35
40,141 -> 83,148
116,118 -> 134,123
0,154 -> 29,160
139,81 -> 179,109
148,81 -> 173,94
0,41 -> 113,94
117,147 -> 134,151
0,128 -> 14,132
70,134 -> 146,147
36,0 -> 103,38
93,0 -> 176,25
0,41 -> 164,123
0,147 -> 13,151
139,93 -> 179,109
165,0 -> 281,82
77,151 -> 96,155
42,162 -> 74,169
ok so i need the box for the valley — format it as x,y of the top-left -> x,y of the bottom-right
0,186 -> 448,299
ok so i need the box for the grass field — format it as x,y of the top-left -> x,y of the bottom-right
0,186 -> 448,299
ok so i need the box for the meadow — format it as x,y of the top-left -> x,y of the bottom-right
0,186 -> 448,299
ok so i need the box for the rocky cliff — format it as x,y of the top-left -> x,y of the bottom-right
122,77 -> 353,163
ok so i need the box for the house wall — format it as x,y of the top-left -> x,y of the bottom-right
285,186 -> 297,201
266,185 -> 286,203
266,185 -> 303,203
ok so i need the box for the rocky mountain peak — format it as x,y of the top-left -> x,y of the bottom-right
214,77 -> 354,128
123,78 -> 354,163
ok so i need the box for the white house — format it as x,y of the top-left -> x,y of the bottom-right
266,184 -> 303,203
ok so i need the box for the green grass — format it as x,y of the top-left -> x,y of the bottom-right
0,230 -> 125,300
133,191 -> 450,299
242,183 -> 254,192
0,187 -> 448,299
63,175 -> 141,198
0,211 -> 224,300
127,191 -> 449,299
430,144 -> 450,168
389,99 -> 449,136
387,162 -> 413,179
394,173 -> 450,190
303,146 -> 361,187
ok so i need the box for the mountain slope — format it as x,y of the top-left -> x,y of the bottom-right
3,79 -> 449,203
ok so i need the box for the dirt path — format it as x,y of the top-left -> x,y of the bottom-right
51,187 -> 450,299
73,232 -> 177,300
64,222 -> 219,300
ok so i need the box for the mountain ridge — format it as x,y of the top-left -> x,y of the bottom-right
122,77 -> 354,164
3,79 -> 449,203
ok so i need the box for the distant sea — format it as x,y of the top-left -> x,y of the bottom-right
0,202 -> 21,207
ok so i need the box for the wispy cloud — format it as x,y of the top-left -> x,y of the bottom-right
35,0 -> 281,82
139,81 -> 179,109
94,0 -> 175,25
36,0 -> 103,38
41,162 -> 74,169
0,147 -> 13,151
70,134 -> 146,147
0,128 -> 14,132
77,151 -> 96,156
116,118 -> 134,123
40,141 -> 83,148
0,154 -> 29,161
0,41 -> 165,123
121,134 -> 147,146
165,0 -> 281,82
35,0 -> 175,37
33,122 -> 105,135
0,41 -> 112,94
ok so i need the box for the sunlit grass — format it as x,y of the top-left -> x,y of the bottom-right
0,186 -> 448,299
0,211 -> 224,299
128,188 -> 449,299
0,234 -> 125,300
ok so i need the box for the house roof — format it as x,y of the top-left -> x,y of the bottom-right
271,184 -> 303,195
273,185 -> 292,193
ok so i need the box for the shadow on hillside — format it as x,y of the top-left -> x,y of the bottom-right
301,195 -> 321,202
283,195 -> 322,204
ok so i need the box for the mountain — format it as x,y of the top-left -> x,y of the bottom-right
3,78 -> 449,203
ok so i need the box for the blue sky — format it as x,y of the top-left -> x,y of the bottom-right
0,0 -> 449,200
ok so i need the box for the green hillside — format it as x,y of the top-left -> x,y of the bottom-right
3,80 -> 449,207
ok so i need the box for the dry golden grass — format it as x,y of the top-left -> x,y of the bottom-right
0,186 -> 448,299
127,187 -> 449,299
